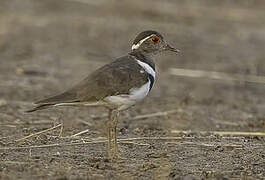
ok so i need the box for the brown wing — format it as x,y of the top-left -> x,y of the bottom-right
35,55 -> 149,105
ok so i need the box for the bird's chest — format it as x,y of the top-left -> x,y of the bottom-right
128,80 -> 151,101
103,80 -> 151,110
129,59 -> 156,100
103,58 -> 156,110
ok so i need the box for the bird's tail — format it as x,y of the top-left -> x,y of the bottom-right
25,104 -> 55,113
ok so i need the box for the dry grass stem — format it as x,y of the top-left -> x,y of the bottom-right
119,141 -> 150,146
2,136 -> 183,151
166,141 -> 216,146
171,130 -> 265,136
166,141 -> 243,148
1,125 -> 17,128
15,124 -> 62,142
130,110 -> 181,121
70,129 -> 89,137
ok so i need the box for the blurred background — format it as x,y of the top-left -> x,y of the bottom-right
0,0 -> 265,132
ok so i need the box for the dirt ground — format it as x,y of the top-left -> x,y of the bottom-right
0,0 -> 265,179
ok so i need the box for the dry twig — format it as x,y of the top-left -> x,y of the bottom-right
2,137 -> 182,151
130,110 -> 181,121
166,141 -> 242,148
70,129 -> 89,137
15,124 -> 62,142
171,130 -> 265,136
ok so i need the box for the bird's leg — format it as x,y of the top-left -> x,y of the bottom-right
112,110 -> 120,159
107,109 -> 113,158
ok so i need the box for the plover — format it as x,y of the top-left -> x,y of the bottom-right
27,30 -> 179,159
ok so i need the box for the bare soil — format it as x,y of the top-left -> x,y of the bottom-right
0,0 -> 265,179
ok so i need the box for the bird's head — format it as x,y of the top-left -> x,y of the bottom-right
131,30 -> 180,56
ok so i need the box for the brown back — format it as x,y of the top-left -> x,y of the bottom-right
36,55 -> 151,105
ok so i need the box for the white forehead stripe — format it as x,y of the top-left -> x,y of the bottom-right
137,60 -> 156,79
132,34 -> 156,50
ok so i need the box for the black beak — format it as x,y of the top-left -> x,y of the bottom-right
164,44 -> 180,53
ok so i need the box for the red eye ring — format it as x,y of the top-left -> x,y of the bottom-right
150,36 -> 160,44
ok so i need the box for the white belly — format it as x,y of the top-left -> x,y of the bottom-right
104,80 -> 151,110
129,80 -> 150,101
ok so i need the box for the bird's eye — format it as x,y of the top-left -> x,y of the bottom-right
150,36 -> 160,44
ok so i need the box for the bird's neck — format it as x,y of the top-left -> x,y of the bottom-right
129,51 -> 156,71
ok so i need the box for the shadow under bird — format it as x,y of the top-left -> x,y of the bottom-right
26,30 -> 180,159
